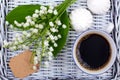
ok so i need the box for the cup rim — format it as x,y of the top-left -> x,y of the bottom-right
72,30 -> 117,75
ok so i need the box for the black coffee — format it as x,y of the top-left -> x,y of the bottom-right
76,34 -> 111,70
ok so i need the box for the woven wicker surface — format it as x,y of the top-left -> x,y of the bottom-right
0,0 -> 120,80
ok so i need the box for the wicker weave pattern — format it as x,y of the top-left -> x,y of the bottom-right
0,0 -> 120,80
113,0 -> 120,79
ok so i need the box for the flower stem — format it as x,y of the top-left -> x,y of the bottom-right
52,0 -> 76,21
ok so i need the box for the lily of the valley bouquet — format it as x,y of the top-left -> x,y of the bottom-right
4,0 -> 76,72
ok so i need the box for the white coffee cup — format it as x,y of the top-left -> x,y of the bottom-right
73,30 -> 117,75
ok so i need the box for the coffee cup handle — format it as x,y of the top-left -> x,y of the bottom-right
89,22 -> 114,34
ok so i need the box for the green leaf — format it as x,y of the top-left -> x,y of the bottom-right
53,11 -> 69,57
6,5 -> 40,30
6,5 -> 69,57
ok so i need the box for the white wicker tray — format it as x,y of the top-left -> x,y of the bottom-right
0,0 -> 120,80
